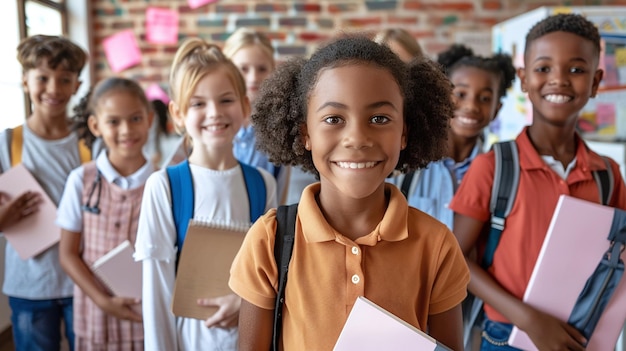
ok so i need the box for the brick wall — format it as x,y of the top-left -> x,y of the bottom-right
91,0 -> 626,89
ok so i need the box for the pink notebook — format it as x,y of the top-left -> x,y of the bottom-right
0,164 -> 59,259
91,240 -> 142,299
333,296 -> 451,351
508,195 -> 626,350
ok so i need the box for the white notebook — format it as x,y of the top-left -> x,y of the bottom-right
334,296 -> 451,351
91,240 -> 142,299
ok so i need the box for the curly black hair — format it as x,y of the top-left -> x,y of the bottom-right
251,35 -> 453,176
72,77 -> 151,148
525,13 -> 601,58
437,44 -> 515,99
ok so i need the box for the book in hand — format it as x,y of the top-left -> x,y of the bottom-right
171,219 -> 249,321
333,296 -> 452,351
0,163 -> 59,259
91,240 -> 142,299
508,195 -> 626,351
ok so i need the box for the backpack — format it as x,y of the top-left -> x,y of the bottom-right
271,204 -> 298,351
463,140 -> 614,349
166,159 -> 267,263
7,125 -> 91,167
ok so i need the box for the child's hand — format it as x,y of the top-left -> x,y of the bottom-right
199,293 -> 241,328
97,295 -> 143,322
0,191 -> 42,231
522,308 -> 586,351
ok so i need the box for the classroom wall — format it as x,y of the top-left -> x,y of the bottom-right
91,0 -> 626,90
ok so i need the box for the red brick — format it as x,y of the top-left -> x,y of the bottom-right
482,0 -> 501,10
343,17 -> 383,27
429,3 -> 474,11
299,32 -> 330,42
403,1 -> 423,10
388,16 -> 418,25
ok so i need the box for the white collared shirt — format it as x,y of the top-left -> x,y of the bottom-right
56,151 -> 155,233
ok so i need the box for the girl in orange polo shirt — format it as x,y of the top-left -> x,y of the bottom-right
230,35 -> 470,350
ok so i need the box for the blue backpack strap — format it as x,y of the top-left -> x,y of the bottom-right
483,140 -> 519,269
240,162 -> 266,222
166,159 -> 195,262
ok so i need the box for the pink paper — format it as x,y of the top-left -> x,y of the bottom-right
146,7 -> 179,45
187,0 -> 218,9
596,103 -> 616,128
102,30 -> 142,73
145,83 -> 170,105
508,195 -> 626,351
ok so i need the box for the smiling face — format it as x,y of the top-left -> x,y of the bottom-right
230,45 -> 274,104
519,31 -> 603,128
23,60 -> 81,120
449,66 -> 501,140
303,63 -> 406,200
172,66 -> 249,153
88,91 -> 152,163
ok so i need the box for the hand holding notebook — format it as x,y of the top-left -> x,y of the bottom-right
171,220 -> 249,321
0,164 -> 58,259
91,240 -> 142,299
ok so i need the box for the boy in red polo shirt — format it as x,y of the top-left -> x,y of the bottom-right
450,13 -> 626,351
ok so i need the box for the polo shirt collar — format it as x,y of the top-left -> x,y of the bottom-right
298,183 -> 409,245
516,126 -> 605,172
95,151 -> 155,189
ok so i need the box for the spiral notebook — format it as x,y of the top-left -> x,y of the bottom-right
0,164 -> 59,259
334,296 -> 452,351
91,240 -> 142,299
171,219 -> 249,321
508,195 -> 626,351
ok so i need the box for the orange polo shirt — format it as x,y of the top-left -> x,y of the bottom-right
449,127 -> 626,323
230,183 -> 469,350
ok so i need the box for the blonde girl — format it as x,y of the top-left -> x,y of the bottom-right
134,38 -> 277,350
57,77 -> 155,350
224,28 -> 292,203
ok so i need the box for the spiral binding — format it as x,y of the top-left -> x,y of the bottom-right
189,217 -> 251,233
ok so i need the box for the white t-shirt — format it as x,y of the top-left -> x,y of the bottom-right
135,163 -> 277,351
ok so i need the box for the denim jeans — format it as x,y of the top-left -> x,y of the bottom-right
9,296 -> 74,351
480,319 -> 523,351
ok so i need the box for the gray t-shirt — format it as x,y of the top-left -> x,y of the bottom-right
0,123 -> 88,299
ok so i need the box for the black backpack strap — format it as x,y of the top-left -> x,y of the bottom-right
483,141 -> 519,269
272,204 -> 298,351
593,157 -> 614,206
399,170 -> 422,199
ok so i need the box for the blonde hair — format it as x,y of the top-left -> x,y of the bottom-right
169,37 -> 247,115
373,28 -> 424,59
223,28 -> 275,67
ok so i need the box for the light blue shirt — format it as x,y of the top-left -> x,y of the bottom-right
234,124 -> 291,203
389,142 -> 482,230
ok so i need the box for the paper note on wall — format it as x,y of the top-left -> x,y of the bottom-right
146,7 -> 179,45
597,103 -> 617,135
145,83 -> 170,105
102,30 -> 142,73
187,0 -> 218,9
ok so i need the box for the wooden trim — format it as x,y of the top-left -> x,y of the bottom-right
0,326 -> 12,347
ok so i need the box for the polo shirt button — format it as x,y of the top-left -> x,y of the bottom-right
351,275 -> 360,284
351,246 -> 359,255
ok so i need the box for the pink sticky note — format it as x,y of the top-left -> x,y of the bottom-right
102,30 -> 142,73
596,103 -> 616,128
145,83 -> 170,105
146,7 -> 179,45
187,0 -> 219,9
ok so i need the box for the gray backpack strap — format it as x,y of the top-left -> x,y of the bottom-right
593,157 -> 614,206
484,140 -> 519,268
